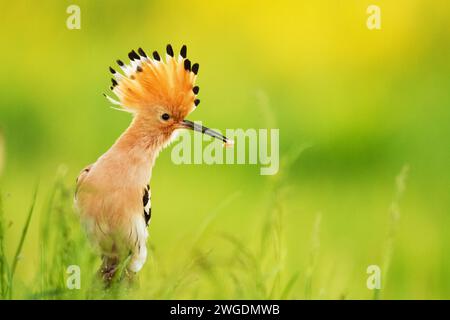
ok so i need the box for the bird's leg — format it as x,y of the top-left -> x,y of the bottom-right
98,255 -> 119,287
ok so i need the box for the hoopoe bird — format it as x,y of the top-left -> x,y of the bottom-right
74,44 -> 232,283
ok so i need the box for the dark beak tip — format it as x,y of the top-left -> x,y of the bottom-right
181,119 -> 232,146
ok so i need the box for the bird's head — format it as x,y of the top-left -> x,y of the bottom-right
104,44 -> 233,147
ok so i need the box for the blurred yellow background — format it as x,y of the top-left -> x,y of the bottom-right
0,0 -> 449,299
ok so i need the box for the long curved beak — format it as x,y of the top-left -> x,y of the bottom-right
180,119 -> 234,146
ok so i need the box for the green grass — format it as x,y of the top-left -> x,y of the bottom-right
1,184 -> 38,299
0,150 -> 416,300
0,150 -> 307,300
0,155 -> 446,300
0,191 -> 8,298
374,164 -> 409,300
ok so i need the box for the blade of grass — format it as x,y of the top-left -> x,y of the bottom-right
260,146 -> 310,299
39,168 -> 65,297
375,164 -> 409,300
304,213 -> 321,300
0,190 -> 11,299
280,271 -> 300,299
9,183 -> 38,299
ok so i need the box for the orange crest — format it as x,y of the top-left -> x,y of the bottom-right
105,45 -> 200,118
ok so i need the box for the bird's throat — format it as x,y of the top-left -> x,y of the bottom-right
103,116 -> 166,187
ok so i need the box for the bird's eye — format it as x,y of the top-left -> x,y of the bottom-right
161,113 -> 170,121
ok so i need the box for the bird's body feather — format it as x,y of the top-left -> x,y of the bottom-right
75,117 -> 160,273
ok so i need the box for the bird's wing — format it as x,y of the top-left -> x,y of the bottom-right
127,184 -> 151,273
143,184 -> 152,226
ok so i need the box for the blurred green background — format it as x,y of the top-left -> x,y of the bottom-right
0,0 -> 449,299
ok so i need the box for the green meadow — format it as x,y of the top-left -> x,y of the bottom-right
0,1 -> 449,299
